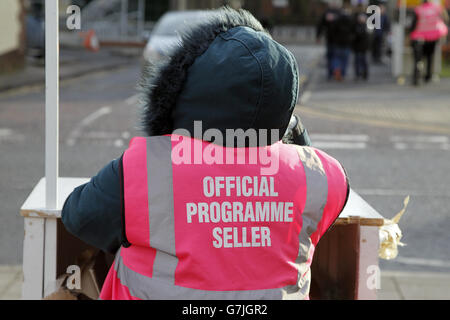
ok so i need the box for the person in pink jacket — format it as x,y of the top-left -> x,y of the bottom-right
410,0 -> 449,85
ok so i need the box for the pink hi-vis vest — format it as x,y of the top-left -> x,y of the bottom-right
100,135 -> 349,300
410,2 -> 448,41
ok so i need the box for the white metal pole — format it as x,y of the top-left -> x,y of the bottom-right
138,0 -> 145,38
394,0 -> 407,78
121,0 -> 129,39
45,0 -> 59,209
399,0 -> 407,27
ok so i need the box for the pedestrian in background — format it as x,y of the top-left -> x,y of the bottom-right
371,3 -> 390,64
410,0 -> 449,86
353,4 -> 370,81
332,4 -> 354,81
316,0 -> 342,80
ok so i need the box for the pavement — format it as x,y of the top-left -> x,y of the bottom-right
0,266 -> 21,300
297,49 -> 450,135
1,265 -> 449,300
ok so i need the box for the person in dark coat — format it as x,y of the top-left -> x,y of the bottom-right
371,3 -> 390,64
332,4 -> 354,80
353,5 -> 370,80
316,1 -> 342,80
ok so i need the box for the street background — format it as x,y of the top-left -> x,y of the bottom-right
1,0 -> 450,299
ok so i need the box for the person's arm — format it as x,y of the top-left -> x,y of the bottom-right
282,114 -> 312,147
61,157 -> 125,254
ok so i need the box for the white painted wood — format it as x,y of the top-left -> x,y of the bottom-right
43,219 -> 58,298
21,178 -> 90,218
357,226 -> 380,300
340,189 -> 385,221
22,218 -> 45,300
20,179 -> 385,225
45,0 -> 59,209
392,24 -> 404,77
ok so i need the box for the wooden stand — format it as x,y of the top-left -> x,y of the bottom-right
20,178 -> 385,300
21,178 -> 89,299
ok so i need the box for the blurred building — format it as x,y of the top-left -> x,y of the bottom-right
77,0 -> 331,27
169,0 -> 241,10
0,0 -> 26,73
168,0 -> 324,25
244,0 -> 325,25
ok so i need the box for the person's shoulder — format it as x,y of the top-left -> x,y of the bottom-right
311,147 -> 345,169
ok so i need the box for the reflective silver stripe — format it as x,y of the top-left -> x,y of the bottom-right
283,147 -> 328,299
146,136 -> 177,284
114,250 -> 283,300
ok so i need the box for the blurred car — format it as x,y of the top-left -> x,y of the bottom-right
143,10 -> 213,64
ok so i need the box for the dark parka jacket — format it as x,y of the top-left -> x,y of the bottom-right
62,7 -> 311,254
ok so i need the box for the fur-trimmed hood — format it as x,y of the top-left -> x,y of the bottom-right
139,7 -> 299,145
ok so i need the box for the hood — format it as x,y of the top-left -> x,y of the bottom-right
139,7 -> 300,146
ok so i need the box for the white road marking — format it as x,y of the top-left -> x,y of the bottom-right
66,106 -> 112,146
357,188 -> 418,196
114,139 -> 124,148
311,134 -> 369,150
75,130 -> 131,141
125,94 -> 140,106
0,128 -> 25,142
356,188 -> 450,197
83,131 -> 119,139
391,136 -> 449,143
300,90 -> 312,105
309,134 -> 449,151
394,257 -> 450,269
393,142 -> 408,150
0,128 -> 13,137
391,135 -> 450,151
310,134 -> 370,142
313,142 -> 367,149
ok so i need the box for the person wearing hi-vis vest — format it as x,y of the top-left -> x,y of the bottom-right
62,7 -> 350,300
410,0 -> 449,85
